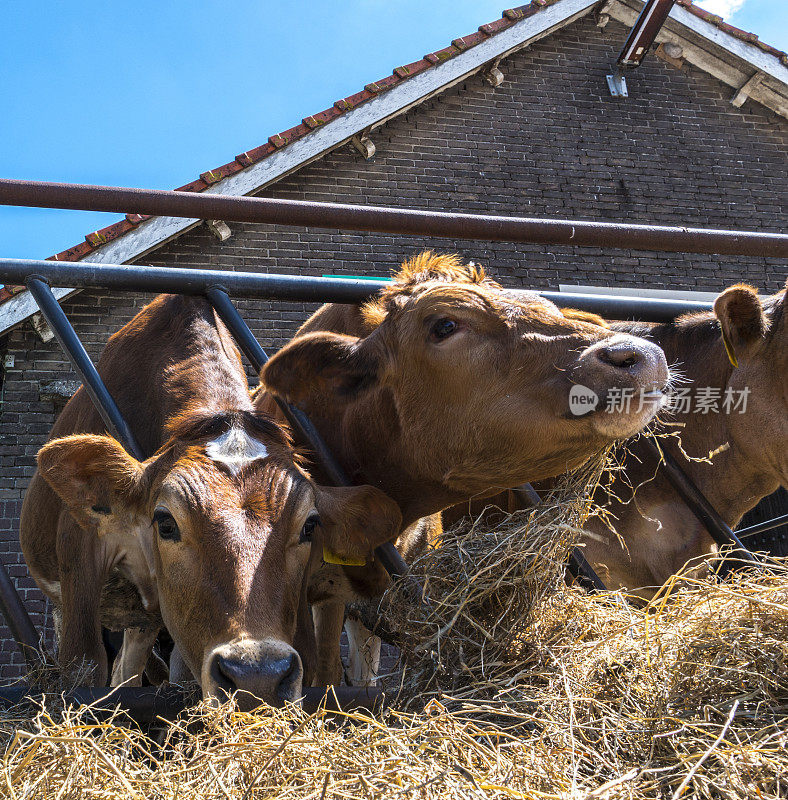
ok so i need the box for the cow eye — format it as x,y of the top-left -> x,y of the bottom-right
429,318 -> 458,341
300,512 -> 321,544
153,508 -> 180,542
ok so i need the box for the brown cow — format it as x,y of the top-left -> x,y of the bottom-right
257,253 -> 671,684
21,295 -> 400,704
580,280 -> 787,599
446,280 -> 787,601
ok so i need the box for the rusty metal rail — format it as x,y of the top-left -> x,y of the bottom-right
2,178 -> 788,256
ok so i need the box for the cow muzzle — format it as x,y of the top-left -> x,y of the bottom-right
203,639 -> 303,708
570,334 -> 670,438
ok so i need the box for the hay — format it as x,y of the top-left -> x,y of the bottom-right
3,457 -> 787,799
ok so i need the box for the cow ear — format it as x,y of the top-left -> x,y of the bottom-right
37,435 -> 145,530
314,485 -> 402,566
714,284 -> 767,367
261,331 -> 382,407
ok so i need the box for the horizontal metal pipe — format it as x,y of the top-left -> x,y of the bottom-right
736,513 -> 788,540
2,178 -> 787,256
0,258 -> 713,322
0,684 -> 384,722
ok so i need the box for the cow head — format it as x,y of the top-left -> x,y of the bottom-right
37,411 -> 400,706
262,254 -> 669,505
714,279 -> 788,487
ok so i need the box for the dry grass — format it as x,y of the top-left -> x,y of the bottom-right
2,459 -> 787,799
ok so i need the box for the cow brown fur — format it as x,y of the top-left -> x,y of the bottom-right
21,295 -> 400,703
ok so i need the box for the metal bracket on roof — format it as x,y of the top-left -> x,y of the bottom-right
606,69 -> 628,98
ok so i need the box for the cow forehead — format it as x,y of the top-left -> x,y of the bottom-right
403,283 -> 569,331
205,425 -> 270,475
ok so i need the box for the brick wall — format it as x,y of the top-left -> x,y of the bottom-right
1,14 -> 786,672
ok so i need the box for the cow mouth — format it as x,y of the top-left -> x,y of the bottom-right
566,386 -> 668,420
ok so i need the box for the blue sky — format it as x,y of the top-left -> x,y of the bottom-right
1,0 -> 785,261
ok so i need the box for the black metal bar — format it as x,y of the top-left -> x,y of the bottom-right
204,287 -> 415,587
25,277 -> 145,461
736,513 -> 788,540
0,559 -> 45,668
3,178 -> 788,256
643,437 -> 758,563
0,258 -> 714,323
566,548 -> 608,592
511,483 -> 541,508
0,684 -> 384,722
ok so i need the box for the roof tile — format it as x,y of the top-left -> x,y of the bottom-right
303,107 -> 342,129
125,213 -> 148,225
335,89 -> 374,111
424,45 -> 458,64
479,18 -> 515,35
51,241 -> 98,262
85,220 -> 134,248
452,32 -> 488,51
200,161 -> 244,185
175,178 -> 209,193
236,143 -> 276,167
393,59 -> 430,79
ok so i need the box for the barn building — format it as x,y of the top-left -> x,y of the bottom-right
1,0 -> 787,675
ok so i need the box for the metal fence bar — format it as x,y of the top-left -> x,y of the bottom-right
2,178 -> 787,256
642,438 -> 758,563
0,258 -> 714,323
736,513 -> 788,540
0,684 -> 383,721
204,286 -> 415,587
25,277 -> 145,461
0,561 -> 44,668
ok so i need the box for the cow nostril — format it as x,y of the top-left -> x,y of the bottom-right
210,654 -> 238,698
597,345 -> 643,370
274,652 -> 301,701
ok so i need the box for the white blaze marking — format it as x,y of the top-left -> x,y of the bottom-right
205,426 -> 269,474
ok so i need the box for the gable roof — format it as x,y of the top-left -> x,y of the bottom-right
2,0 -> 787,333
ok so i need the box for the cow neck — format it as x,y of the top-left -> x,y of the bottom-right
291,388 -> 465,530
621,315 -> 771,524
97,297 -> 251,458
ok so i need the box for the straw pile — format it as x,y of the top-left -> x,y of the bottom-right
2,455 -> 787,799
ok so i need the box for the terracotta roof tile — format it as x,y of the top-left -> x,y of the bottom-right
200,160 -> 244,185
175,178 -> 209,193
3,0 -> 784,305
393,58 -> 433,80
236,143 -> 276,166
50,241 -> 95,262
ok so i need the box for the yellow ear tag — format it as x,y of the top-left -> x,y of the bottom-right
322,546 -> 366,566
721,330 -> 739,368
